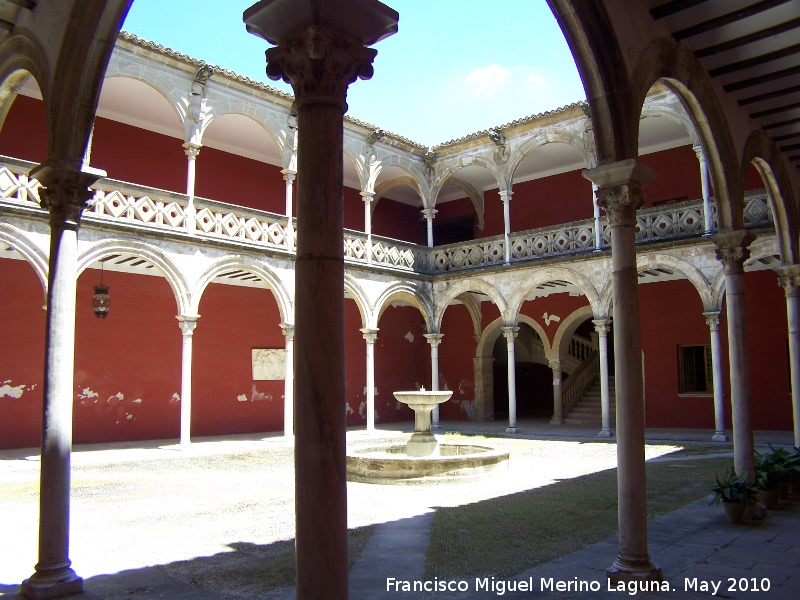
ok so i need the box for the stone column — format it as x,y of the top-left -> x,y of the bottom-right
245,5 -> 397,598
361,328 -> 378,430
693,145 -> 713,234
778,268 -> 800,447
500,190 -> 513,264
593,319 -> 613,438
548,358 -> 563,424
281,169 -> 296,250
361,191 -> 374,264
183,143 -> 201,234
714,230 -> 755,482
21,164 -> 103,599
502,326 -> 519,432
424,333 -> 444,430
703,311 -> 728,442
593,183 -> 602,250
422,208 -> 437,247
473,356 -> 494,422
177,316 -> 199,447
280,323 -> 295,438
584,159 -> 661,583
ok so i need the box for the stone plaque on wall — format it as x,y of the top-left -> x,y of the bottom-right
252,348 -> 286,380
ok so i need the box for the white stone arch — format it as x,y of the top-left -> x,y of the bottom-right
505,266 -> 601,322
77,239 -> 191,316
373,281 -> 433,333
434,279 -> 508,331
551,305 -> 595,360
192,256 -> 292,323
640,102 -> 698,147
509,131 -> 593,182
344,274 -> 371,330
518,314 -> 553,356
0,223 -> 49,301
432,154 -> 508,200
637,253 -> 715,311
475,316 -> 546,358
201,98 -> 288,165
343,146 -> 366,191
373,176 -> 423,207
438,291 -> 483,340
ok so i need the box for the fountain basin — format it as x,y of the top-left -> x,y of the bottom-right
393,390 -> 453,457
346,442 -> 509,484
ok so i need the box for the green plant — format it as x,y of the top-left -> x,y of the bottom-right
754,447 -> 792,490
709,466 -> 759,506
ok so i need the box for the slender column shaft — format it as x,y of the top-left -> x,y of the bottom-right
281,323 -> 295,438
549,358 -> 563,424
703,312 -> 727,442
362,191 -> 374,264
779,270 -> 800,447
422,208 -> 437,247
184,144 -> 200,234
715,231 -> 755,482
282,170 -> 296,251
593,183 -> 602,250
693,145 -> 712,234
585,160 -> 660,583
22,166 -> 102,599
502,326 -> 519,433
361,328 -> 378,430
500,191 -> 512,264
177,316 -> 198,446
594,319 -> 613,437
424,333 -> 444,430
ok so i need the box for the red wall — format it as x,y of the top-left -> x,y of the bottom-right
193,282 -> 285,436
638,272 -> 791,430
519,293 -> 590,348
0,95 -> 47,164
510,169 -> 594,232
438,304 -> 477,420
640,146 -> 703,206
0,259 -> 46,449
343,186 -> 364,232
373,198 -> 425,243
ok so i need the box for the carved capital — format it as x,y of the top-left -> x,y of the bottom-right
592,319 -> 612,336
360,327 -> 379,343
501,326 -> 519,340
499,190 -> 513,203
183,142 -> 202,160
703,311 -> 720,331
421,208 -> 438,220
594,183 -> 645,227
177,315 -> 200,336
692,144 -> 706,165
548,359 -> 562,374
360,191 -> 374,204
281,169 -> 296,184
778,266 -> 800,298
423,333 -> 444,348
31,162 -> 105,229
280,322 -> 295,341
713,230 -> 753,275
264,26 -> 377,111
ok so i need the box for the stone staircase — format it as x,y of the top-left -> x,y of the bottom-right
563,375 -> 615,426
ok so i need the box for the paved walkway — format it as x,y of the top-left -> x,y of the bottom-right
1,420 -> 797,599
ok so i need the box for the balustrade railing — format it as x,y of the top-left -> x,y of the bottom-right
562,351 -> 600,417
568,335 -> 594,362
0,157 -> 776,276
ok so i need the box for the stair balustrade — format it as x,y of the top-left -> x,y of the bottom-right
561,350 -> 600,417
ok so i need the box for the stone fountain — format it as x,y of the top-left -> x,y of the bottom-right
346,388 -> 509,484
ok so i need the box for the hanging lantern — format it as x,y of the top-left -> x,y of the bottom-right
92,262 -> 110,319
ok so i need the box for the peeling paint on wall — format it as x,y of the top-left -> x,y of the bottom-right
1,380 -> 26,399
78,388 -> 99,400
133,398 -> 142,404
345,403 -> 354,415
108,392 -> 124,403
250,385 -> 267,402
171,393 -> 180,403
404,331 -> 414,342
237,394 -> 248,402
358,401 -> 366,417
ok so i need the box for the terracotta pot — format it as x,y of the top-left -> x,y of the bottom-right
723,501 -> 745,524
759,488 -> 779,509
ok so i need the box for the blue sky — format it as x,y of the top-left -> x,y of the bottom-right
122,1 -> 585,146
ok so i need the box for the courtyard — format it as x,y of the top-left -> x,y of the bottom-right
1,421 -> 797,599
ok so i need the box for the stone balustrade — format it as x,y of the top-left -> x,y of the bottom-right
0,157 -> 775,276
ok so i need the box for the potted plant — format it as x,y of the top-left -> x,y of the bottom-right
754,447 -> 791,508
790,448 -> 800,495
710,466 -> 759,524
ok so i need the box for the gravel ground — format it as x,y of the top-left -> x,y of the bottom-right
0,431 -> 690,598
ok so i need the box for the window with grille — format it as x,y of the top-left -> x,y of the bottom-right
678,345 -> 713,393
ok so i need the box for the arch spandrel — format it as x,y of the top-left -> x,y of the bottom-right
551,305 -> 594,359
504,267 -> 601,323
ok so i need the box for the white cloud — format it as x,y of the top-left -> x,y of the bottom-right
525,72 -> 548,91
465,64 -> 511,99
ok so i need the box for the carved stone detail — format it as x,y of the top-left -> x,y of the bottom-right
265,26 -> 377,110
595,183 -> 646,227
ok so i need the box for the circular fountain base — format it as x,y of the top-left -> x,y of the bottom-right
346,442 -> 509,485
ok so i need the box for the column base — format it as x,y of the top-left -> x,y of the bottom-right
505,426 -> 518,434
20,567 -> 83,600
607,556 -> 662,586
549,417 -> 563,425
597,429 -> 614,438
712,432 -> 729,442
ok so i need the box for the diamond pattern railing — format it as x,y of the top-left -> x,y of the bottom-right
0,157 -> 776,276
